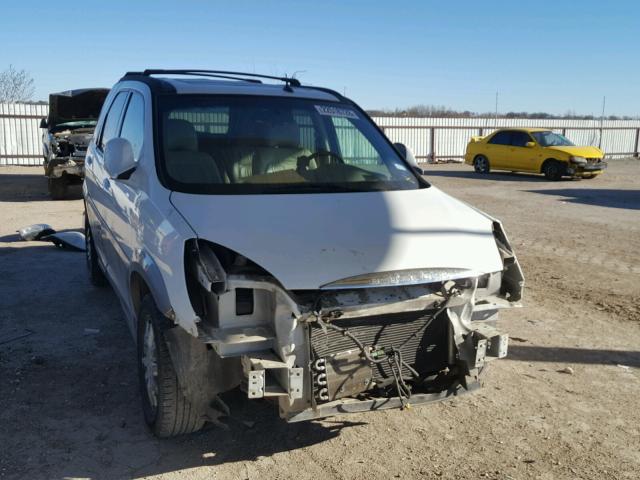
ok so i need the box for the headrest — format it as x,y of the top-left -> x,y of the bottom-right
268,121 -> 300,148
164,119 -> 198,152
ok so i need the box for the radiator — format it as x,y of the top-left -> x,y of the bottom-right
310,309 -> 449,382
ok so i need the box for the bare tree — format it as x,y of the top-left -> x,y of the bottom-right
0,65 -> 35,103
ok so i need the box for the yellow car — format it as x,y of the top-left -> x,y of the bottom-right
464,128 -> 607,180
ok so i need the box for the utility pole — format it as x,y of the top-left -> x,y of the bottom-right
598,96 -> 606,148
494,90 -> 499,128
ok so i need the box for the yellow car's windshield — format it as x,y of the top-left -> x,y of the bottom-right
532,131 -> 575,147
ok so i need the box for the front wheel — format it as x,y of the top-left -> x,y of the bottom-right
543,161 -> 565,181
48,176 -> 68,200
473,155 -> 490,174
137,295 -> 205,438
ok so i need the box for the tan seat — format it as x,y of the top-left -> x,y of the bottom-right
163,119 -> 222,184
253,121 -> 311,176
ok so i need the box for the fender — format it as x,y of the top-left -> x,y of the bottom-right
129,249 -> 174,329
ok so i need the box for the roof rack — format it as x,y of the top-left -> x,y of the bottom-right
128,69 -> 302,88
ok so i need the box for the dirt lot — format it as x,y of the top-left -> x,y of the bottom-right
1,160 -> 639,480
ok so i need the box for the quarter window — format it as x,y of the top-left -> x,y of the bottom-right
119,93 -> 145,161
99,92 -> 129,150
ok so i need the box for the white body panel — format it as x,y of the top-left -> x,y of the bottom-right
170,186 -> 503,290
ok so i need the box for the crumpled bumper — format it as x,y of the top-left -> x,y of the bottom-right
569,161 -> 607,176
48,158 -> 84,178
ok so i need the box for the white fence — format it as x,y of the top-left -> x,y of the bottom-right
0,102 -> 638,166
0,103 -> 48,166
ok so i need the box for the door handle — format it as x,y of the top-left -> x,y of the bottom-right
102,178 -> 111,190
86,155 -> 93,166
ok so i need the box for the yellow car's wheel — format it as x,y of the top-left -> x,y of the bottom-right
542,160 -> 564,181
473,155 -> 490,174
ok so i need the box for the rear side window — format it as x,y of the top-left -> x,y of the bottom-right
99,92 -> 129,150
119,93 -> 145,161
510,131 -> 532,147
488,131 -> 512,145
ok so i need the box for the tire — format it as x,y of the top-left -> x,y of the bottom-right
473,155 -> 490,174
137,295 -> 205,438
543,160 -> 564,181
48,176 -> 68,200
85,216 -> 107,287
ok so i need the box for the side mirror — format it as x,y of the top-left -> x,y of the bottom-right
39,118 -> 48,129
394,142 -> 424,175
104,138 -> 136,180
525,141 -> 535,148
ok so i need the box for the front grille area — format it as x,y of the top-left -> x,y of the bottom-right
310,310 -> 449,382
586,157 -> 602,163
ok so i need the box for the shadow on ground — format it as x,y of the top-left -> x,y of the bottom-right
128,401 -> 367,478
0,172 -> 82,202
527,188 -> 640,210
0,243 -> 366,480
509,345 -> 640,368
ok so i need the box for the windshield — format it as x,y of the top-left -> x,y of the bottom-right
531,131 -> 575,147
157,95 -> 421,194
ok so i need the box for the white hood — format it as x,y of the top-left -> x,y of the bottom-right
170,186 -> 503,290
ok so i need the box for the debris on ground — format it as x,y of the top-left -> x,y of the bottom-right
558,366 -> 575,375
17,223 -> 55,241
17,224 -> 85,251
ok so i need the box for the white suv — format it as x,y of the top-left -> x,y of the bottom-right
84,69 -> 524,437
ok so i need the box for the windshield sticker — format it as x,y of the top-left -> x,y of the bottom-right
315,105 -> 359,119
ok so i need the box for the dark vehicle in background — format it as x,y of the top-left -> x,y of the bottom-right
40,89 -> 109,199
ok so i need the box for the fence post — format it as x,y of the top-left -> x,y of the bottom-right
479,127 -> 484,137
430,127 -> 436,163
562,128 -> 566,136
634,128 -> 639,158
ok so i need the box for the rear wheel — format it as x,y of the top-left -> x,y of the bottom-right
473,155 -> 490,174
543,160 -> 564,181
48,176 -> 68,200
85,217 -> 107,287
137,295 -> 205,438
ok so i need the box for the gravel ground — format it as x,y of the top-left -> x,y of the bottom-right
1,160 -> 639,480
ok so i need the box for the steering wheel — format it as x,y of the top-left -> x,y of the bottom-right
297,150 -> 345,172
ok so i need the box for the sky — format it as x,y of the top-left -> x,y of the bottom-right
1,1 -> 638,116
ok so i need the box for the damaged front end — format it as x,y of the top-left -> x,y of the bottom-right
45,130 -> 93,179
42,88 -> 109,182
172,224 -> 523,422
